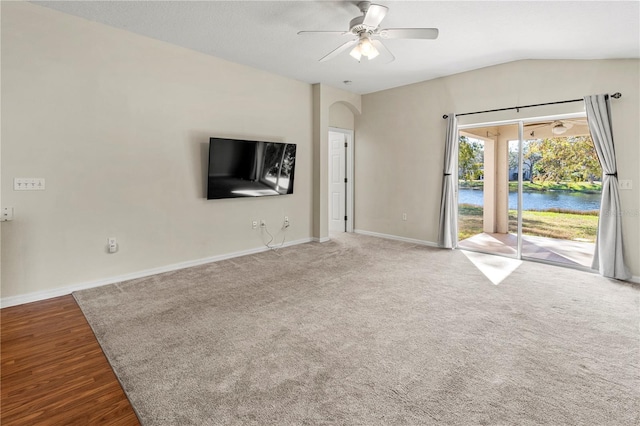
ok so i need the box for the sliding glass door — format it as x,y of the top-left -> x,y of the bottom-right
458,115 -> 598,270
518,117 -> 598,269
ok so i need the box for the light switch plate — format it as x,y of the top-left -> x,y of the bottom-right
619,179 -> 632,190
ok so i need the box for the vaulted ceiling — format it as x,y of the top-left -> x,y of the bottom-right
32,1 -> 640,94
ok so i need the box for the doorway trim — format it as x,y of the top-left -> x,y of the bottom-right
328,127 -> 354,233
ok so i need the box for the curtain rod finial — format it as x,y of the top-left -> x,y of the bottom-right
612,92 -> 622,99
442,114 -> 449,119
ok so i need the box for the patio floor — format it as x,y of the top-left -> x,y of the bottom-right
458,232 -> 595,269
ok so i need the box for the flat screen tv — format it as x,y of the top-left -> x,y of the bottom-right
207,138 -> 296,199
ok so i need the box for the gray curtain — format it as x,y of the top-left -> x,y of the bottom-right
438,114 -> 458,248
584,94 -> 631,280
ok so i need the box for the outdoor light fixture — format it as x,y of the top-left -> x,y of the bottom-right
551,122 -> 568,135
350,34 -> 379,61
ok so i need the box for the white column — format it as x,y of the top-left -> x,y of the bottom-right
496,135 -> 510,233
483,139 -> 496,233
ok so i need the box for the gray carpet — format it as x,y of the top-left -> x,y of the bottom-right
74,233 -> 640,425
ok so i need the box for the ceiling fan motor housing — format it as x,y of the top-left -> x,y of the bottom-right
349,16 -> 374,35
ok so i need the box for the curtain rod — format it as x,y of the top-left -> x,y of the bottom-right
442,92 -> 622,120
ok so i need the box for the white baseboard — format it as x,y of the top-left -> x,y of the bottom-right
4,234 -> 636,309
353,229 -> 439,248
0,237 -> 314,309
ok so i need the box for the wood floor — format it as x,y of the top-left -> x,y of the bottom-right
1,295 -> 140,425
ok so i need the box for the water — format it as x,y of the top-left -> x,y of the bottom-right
458,188 -> 601,211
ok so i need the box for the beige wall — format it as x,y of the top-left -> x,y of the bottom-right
356,59 -> 640,278
1,3 -> 314,301
329,103 -> 355,130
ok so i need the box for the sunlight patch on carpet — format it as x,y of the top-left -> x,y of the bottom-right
461,250 -> 523,285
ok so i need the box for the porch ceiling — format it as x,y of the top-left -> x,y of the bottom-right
463,118 -> 590,141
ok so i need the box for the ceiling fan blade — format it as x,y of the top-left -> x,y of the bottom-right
371,39 -> 395,63
377,28 -> 439,40
524,121 -> 553,127
524,124 -> 550,132
362,4 -> 388,28
319,39 -> 358,62
552,120 -> 575,129
297,31 -> 350,36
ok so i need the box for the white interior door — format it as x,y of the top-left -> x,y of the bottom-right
329,131 -> 347,232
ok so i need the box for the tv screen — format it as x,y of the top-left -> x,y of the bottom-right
207,138 -> 296,199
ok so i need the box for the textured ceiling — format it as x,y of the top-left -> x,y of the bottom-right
32,1 -> 640,94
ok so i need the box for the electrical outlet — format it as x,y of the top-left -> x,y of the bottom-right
402,213 -> 407,221
284,216 -> 290,228
107,237 -> 118,253
260,220 -> 266,228
252,220 -> 258,229
1,207 -> 14,222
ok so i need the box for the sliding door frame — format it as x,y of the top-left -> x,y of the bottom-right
517,121 -> 524,259
456,112 -> 588,266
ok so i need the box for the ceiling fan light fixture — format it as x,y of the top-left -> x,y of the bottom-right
350,35 -> 379,61
359,36 -> 374,54
366,43 -> 380,59
552,123 -> 568,135
349,45 -> 363,61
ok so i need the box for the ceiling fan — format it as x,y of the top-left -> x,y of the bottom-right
550,120 -> 573,135
525,119 -> 586,136
297,1 -> 439,62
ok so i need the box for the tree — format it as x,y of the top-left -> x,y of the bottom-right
533,138 -> 567,182
570,136 -> 601,183
510,140 -> 542,182
508,135 -> 600,184
534,136 -> 601,183
458,136 -> 484,181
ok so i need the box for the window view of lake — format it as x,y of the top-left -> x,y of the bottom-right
458,188 -> 601,211
457,126 -> 602,250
